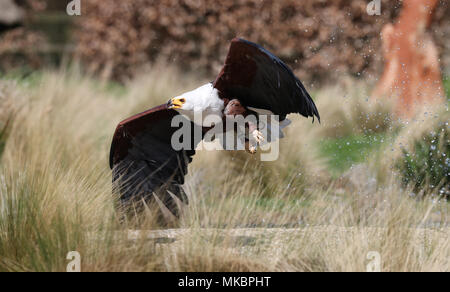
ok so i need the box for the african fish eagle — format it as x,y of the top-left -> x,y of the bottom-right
109,38 -> 320,217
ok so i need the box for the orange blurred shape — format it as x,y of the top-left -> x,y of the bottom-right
372,0 -> 445,117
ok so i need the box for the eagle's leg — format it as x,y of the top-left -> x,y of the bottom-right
245,121 -> 264,154
248,121 -> 265,144
245,140 -> 257,154
223,99 -> 265,154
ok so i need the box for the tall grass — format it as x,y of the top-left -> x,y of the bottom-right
0,68 -> 448,271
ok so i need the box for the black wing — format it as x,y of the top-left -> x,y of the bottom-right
214,38 -> 320,122
109,104 -> 203,216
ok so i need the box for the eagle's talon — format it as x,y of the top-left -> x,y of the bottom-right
248,145 -> 257,154
252,130 -> 265,144
245,141 -> 258,154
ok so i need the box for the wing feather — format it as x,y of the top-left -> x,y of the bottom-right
109,104 -> 202,216
214,38 -> 320,122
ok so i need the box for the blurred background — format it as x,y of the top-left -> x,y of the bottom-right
0,0 -> 448,83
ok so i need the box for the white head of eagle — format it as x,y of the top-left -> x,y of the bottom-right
167,83 -> 224,126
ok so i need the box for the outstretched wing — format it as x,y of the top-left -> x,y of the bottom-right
109,104 -> 202,216
214,38 -> 320,122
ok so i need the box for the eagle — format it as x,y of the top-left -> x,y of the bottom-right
110,38 -> 320,217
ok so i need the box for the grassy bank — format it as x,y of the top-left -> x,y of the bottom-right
0,68 -> 448,271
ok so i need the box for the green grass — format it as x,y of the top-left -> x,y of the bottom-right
0,123 -> 6,160
319,133 -> 388,175
0,113 -> 12,161
316,76 -> 449,177
0,68 -> 127,98
444,76 -> 450,99
0,70 -> 44,88
396,124 -> 449,196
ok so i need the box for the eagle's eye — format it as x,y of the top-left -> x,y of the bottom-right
179,98 -> 186,103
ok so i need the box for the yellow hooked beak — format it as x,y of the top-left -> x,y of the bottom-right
167,97 -> 185,109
